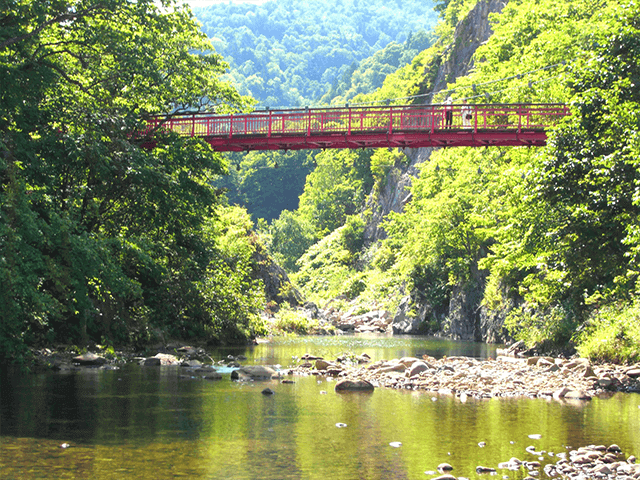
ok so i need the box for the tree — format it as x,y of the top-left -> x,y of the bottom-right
0,0 -> 257,361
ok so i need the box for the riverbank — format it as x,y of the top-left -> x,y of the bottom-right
26,339 -> 640,401
288,352 -> 640,400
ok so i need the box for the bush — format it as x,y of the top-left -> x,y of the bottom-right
576,301 -> 640,364
270,307 -> 318,335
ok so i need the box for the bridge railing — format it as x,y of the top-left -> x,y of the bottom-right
145,103 -> 569,140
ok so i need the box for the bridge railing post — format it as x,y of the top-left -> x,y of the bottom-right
518,104 -> 522,133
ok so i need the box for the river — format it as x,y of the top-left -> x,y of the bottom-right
1,335 -> 639,479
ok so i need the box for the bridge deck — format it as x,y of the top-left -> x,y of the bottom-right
143,104 -> 569,151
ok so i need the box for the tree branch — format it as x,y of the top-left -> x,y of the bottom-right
0,4 -> 107,51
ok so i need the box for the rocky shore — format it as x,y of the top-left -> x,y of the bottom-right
288,352 -> 640,400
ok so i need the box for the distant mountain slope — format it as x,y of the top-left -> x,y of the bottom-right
193,0 -> 437,106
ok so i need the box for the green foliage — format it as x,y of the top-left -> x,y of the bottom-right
340,214 -> 366,258
195,207 -> 267,344
269,305 -> 318,335
576,301 -> 640,364
292,226 -> 357,304
321,31 -> 435,105
504,305 -> 578,351
483,0 -> 640,320
260,210 -> 318,273
215,149 -> 315,222
298,149 -> 373,236
0,0 -> 262,361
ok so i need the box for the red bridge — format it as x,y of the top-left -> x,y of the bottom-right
143,103 -> 570,151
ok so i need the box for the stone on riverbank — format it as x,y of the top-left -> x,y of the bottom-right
72,352 -> 107,366
291,351 -> 640,399
143,353 -> 179,366
564,390 -> 591,400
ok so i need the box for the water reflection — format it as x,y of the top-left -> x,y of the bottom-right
1,336 -> 639,479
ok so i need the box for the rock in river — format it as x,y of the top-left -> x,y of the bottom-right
334,379 -> 375,392
231,365 -> 276,380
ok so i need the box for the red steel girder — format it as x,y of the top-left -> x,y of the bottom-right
199,129 -> 548,152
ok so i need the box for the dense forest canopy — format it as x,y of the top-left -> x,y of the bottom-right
193,0 -> 437,107
0,0 -> 265,363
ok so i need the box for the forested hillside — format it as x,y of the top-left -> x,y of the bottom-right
266,0 -> 640,362
193,0 -> 437,107
198,0 -> 437,223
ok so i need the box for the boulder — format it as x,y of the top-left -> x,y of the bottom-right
552,387 -> 571,399
398,357 -> 421,367
152,353 -> 180,365
335,379 -> 375,392
537,358 -> 555,368
625,368 -> 640,378
315,359 -> 331,370
143,357 -> 161,366
181,360 -> 202,367
203,372 -> 222,380
379,362 -> 406,373
564,390 -> 591,400
176,346 -> 197,355
231,365 -> 276,380
476,466 -> 496,473
72,352 -> 106,366
407,361 -> 430,378
597,377 -> 614,388
563,358 -> 591,370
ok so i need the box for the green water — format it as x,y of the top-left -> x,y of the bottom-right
2,335 -> 639,479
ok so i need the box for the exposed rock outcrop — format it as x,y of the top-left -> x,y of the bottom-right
251,242 -> 303,306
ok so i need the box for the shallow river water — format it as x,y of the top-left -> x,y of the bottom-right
1,335 -> 639,479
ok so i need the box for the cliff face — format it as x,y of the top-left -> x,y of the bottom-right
367,0 -> 509,342
365,0 -> 507,244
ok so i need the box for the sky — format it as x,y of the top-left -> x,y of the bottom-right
183,0 -> 270,7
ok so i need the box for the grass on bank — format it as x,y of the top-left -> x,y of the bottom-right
576,300 -> 640,364
267,305 -> 337,336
